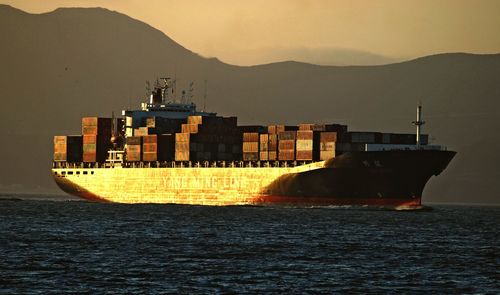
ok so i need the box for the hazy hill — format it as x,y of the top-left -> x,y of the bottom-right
220,47 -> 400,66
1,5 -> 499,204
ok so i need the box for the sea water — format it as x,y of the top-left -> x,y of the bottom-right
0,195 -> 498,294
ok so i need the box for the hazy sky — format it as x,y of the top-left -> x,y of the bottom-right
4,0 -> 500,65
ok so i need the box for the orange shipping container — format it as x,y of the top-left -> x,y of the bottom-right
320,150 -> 336,160
243,142 -> 259,152
278,131 -> 297,141
143,135 -> 157,144
278,150 -> 295,161
296,150 -> 313,161
175,133 -> 190,143
142,152 -> 157,162
297,130 -> 313,140
175,151 -> 189,161
278,140 -> 295,150
82,117 -> 112,135
320,132 -> 337,142
143,143 -> 157,153
269,151 -> 277,161
243,132 -> 259,142
181,124 -> 199,134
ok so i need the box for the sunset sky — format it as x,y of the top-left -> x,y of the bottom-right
4,0 -> 500,65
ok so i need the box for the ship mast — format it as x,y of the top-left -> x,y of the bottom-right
412,104 -> 425,148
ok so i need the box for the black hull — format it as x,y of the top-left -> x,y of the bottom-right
257,150 -> 456,206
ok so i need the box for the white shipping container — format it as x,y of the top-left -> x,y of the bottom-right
296,139 -> 313,151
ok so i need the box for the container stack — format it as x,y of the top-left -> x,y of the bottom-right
384,133 -> 429,145
142,134 -> 175,162
82,117 -> 112,163
53,135 -> 83,162
134,127 -> 149,136
174,133 -> 191,161
296,130 -> 315,161
268,125 -> 298,161
54,113 -> 434,164
82,117 -> 112,136
175,115 -> 241,161
217,142 -> 241,161
259,134 -> 269,161
268,125 -> 298,134
278,131 -> 297,161
125,136 -> 142,162
319,132 -> 337,160
145,117 -> 183,135
342,132 -> 382,144
142,135 -> 157,162
336,131 -> 382,153
268,134 -> 278,161
243,132 -> 259,161
299,123 -> 348,133
298,123 -> 349,160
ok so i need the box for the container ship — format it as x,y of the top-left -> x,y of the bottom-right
52,79 -> 456,208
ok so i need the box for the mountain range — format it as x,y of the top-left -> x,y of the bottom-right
1,4 -> 499,204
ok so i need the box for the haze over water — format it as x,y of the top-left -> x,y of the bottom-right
1,196 -> 498,293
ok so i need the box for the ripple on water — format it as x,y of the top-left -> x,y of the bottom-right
0,198 -> 499,293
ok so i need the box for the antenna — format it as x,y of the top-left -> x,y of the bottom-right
203,79 -> 207,112
145,81 -> 151,99
188,81 -> 194,104
111,111 -> 115,137
111,111 -> 116,149
173,73 -> 177,103
181,90 -> 186,103
160,77 -> 171,103
412,103 -> 425,148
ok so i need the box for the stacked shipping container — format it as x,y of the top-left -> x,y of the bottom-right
259,134 -> 269,161
243,132 -> 259,161
145,117 -> 183,135
142,134 -> 175,162
53,135 -> 83,162
125,136 -> 142,162
319,132 -> 337,160
296,130 -> 315,161
82,117 -> 112,163
55,115 -> 432,164
268,134 -> 278,161
278,131 -> 296,161
175,115 -> 241,161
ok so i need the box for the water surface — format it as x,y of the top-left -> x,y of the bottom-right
1,195 -> 498,293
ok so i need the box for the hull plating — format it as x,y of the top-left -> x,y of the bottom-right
52,150 -> 456,207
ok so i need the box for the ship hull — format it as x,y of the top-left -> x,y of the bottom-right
52,150 -> 455,208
